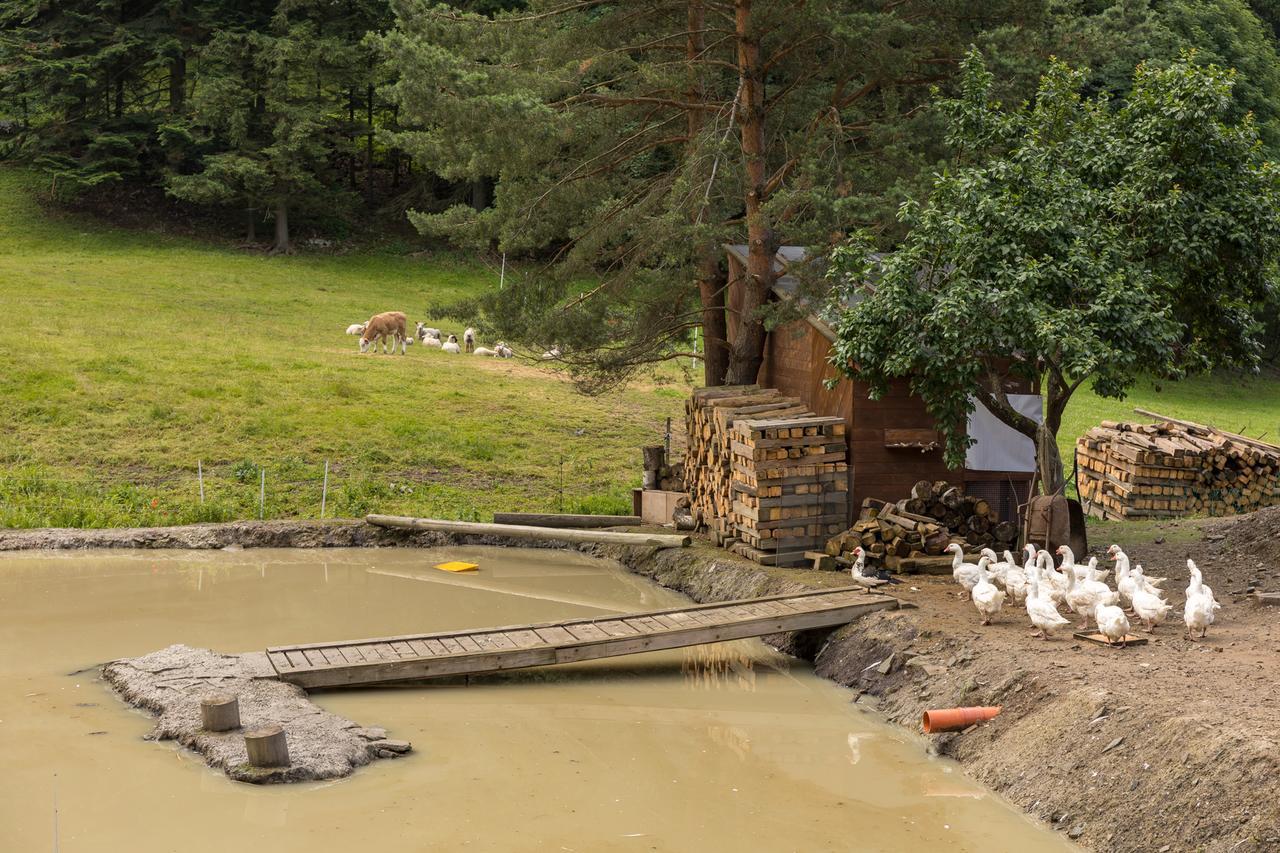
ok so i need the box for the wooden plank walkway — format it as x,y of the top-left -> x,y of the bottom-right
266,587 -> 898,689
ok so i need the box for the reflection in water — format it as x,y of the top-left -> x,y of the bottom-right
0,547 -> 1075,853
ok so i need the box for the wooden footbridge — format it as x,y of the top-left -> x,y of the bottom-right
265,587 -> 898,689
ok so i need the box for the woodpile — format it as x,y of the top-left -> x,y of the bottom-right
685,386 -> 813,532
727,416 -> 849,565
1076,412 -> 1280,519
825,479 -> 1018,571
683,386 -> 848,566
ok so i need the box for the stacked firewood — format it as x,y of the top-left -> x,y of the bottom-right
685,386 -> 813,532
1076,414 -> 1280,519
727,416 -> 849,565
825,480 -> 1018,570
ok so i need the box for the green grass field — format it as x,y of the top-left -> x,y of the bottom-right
0,170 -> 692,527
1,167 -> 1276,528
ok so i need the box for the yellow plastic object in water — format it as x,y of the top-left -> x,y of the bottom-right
434,560 -> 479,573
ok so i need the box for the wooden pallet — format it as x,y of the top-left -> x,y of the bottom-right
1072,631 -> 1149,648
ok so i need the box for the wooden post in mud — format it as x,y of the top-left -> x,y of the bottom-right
197,460 -> 204,504
259,468 -> 266,520
245,725 -> 290,767
200,694 -> 241,732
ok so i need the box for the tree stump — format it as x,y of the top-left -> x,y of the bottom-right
200,693 -> 241,732
245,725 -> 290,768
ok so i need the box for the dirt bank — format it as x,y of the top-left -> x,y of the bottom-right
7,514 -> 1278,847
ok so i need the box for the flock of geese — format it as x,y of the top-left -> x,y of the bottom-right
850,542 -> 1222,646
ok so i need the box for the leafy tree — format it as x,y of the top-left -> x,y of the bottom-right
827,50 -> 1280,494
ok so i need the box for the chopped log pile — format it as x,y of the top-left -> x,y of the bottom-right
1076,413 -> 1280,519
683,385 -> 848,566
825,479 -> 1018,571
727,416 -> 849,565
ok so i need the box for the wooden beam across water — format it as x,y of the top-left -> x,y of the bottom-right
266,587 -> 898,689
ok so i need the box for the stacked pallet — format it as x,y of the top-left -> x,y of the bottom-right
824,480 -> 1018,571
685,386 -> 813,533
728,416 -> 849,565
1076,414 -> 1280,519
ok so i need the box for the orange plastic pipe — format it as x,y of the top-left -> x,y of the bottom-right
921,706 -> 1002,733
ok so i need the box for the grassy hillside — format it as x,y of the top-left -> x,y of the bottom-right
1,168 -> 1276,528
0,170 -> 689,527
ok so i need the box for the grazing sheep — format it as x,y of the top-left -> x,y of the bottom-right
473,346 -> 497,357
345,323 -> 366,336
441,334 -> 461,354
494,342 -> 513,359
541,345 -> 561,360
359,311 -> 408,354
463,327 -> 476,353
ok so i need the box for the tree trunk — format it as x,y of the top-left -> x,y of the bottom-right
471,178 -> 489,211
169,54 -> 186,114
270,201 -> 292,254
724,0 -> 774,386
246,207 -> 257,243
1037,420 -> 1066,496
686,0 -> 729,387
366,81 -> 375,187
348,87 -> 357,189
978,368 -> 1071,496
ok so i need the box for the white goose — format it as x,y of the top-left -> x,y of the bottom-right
948,543 -> 983,600
980,548 -> 1012,588
1063,556 -> 1118,630
970,557 -> 1006,625
1094,600 -> 1131,646
1057,545 -> 1110,583
1035,550 -> 1068,605
1185,560 -> 1218,606
1130,565 -> 1172,632
1184,560 -> 1221,640
1025,569 -> 1070,639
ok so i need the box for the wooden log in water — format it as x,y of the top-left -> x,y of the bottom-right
367,514 -> 690,548
245,725 -> 290,768
200,693 -> 241,732
491,512 -> 642,528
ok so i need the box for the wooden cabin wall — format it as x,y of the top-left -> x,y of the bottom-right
849,377 -> 952,510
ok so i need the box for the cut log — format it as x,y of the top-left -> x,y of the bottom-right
200,694 -> 241,732
492,513 -> 642,528
910,480 -> 934,501
367,515 -> 689,548
245,725 -> 290,768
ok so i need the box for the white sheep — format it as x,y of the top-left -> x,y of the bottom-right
415,322 -> 441,342
421,336 -> 442,349
494,342 -> 513,359
463,327 -> 476,353
541,345 -> 561,360
473,346 -> 497,357
441,334 -> 461,354
345,323 -> 366,336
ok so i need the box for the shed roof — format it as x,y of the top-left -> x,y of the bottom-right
724,244 -> 872,342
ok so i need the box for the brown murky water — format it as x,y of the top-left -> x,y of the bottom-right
0,547 -> 1074,852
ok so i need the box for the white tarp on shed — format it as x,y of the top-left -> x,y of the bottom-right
966,394 -> 1042,472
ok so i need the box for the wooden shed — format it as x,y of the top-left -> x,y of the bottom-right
723,244 -> 1038,525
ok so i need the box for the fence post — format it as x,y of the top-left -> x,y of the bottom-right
320,460 -> 329,519
198,460 -> 205,505
259,468 -> 265,520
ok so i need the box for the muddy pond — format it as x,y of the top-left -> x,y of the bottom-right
0,547 -> 1074,851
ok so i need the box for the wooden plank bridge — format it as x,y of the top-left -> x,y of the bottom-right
265,587 -> 898,689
